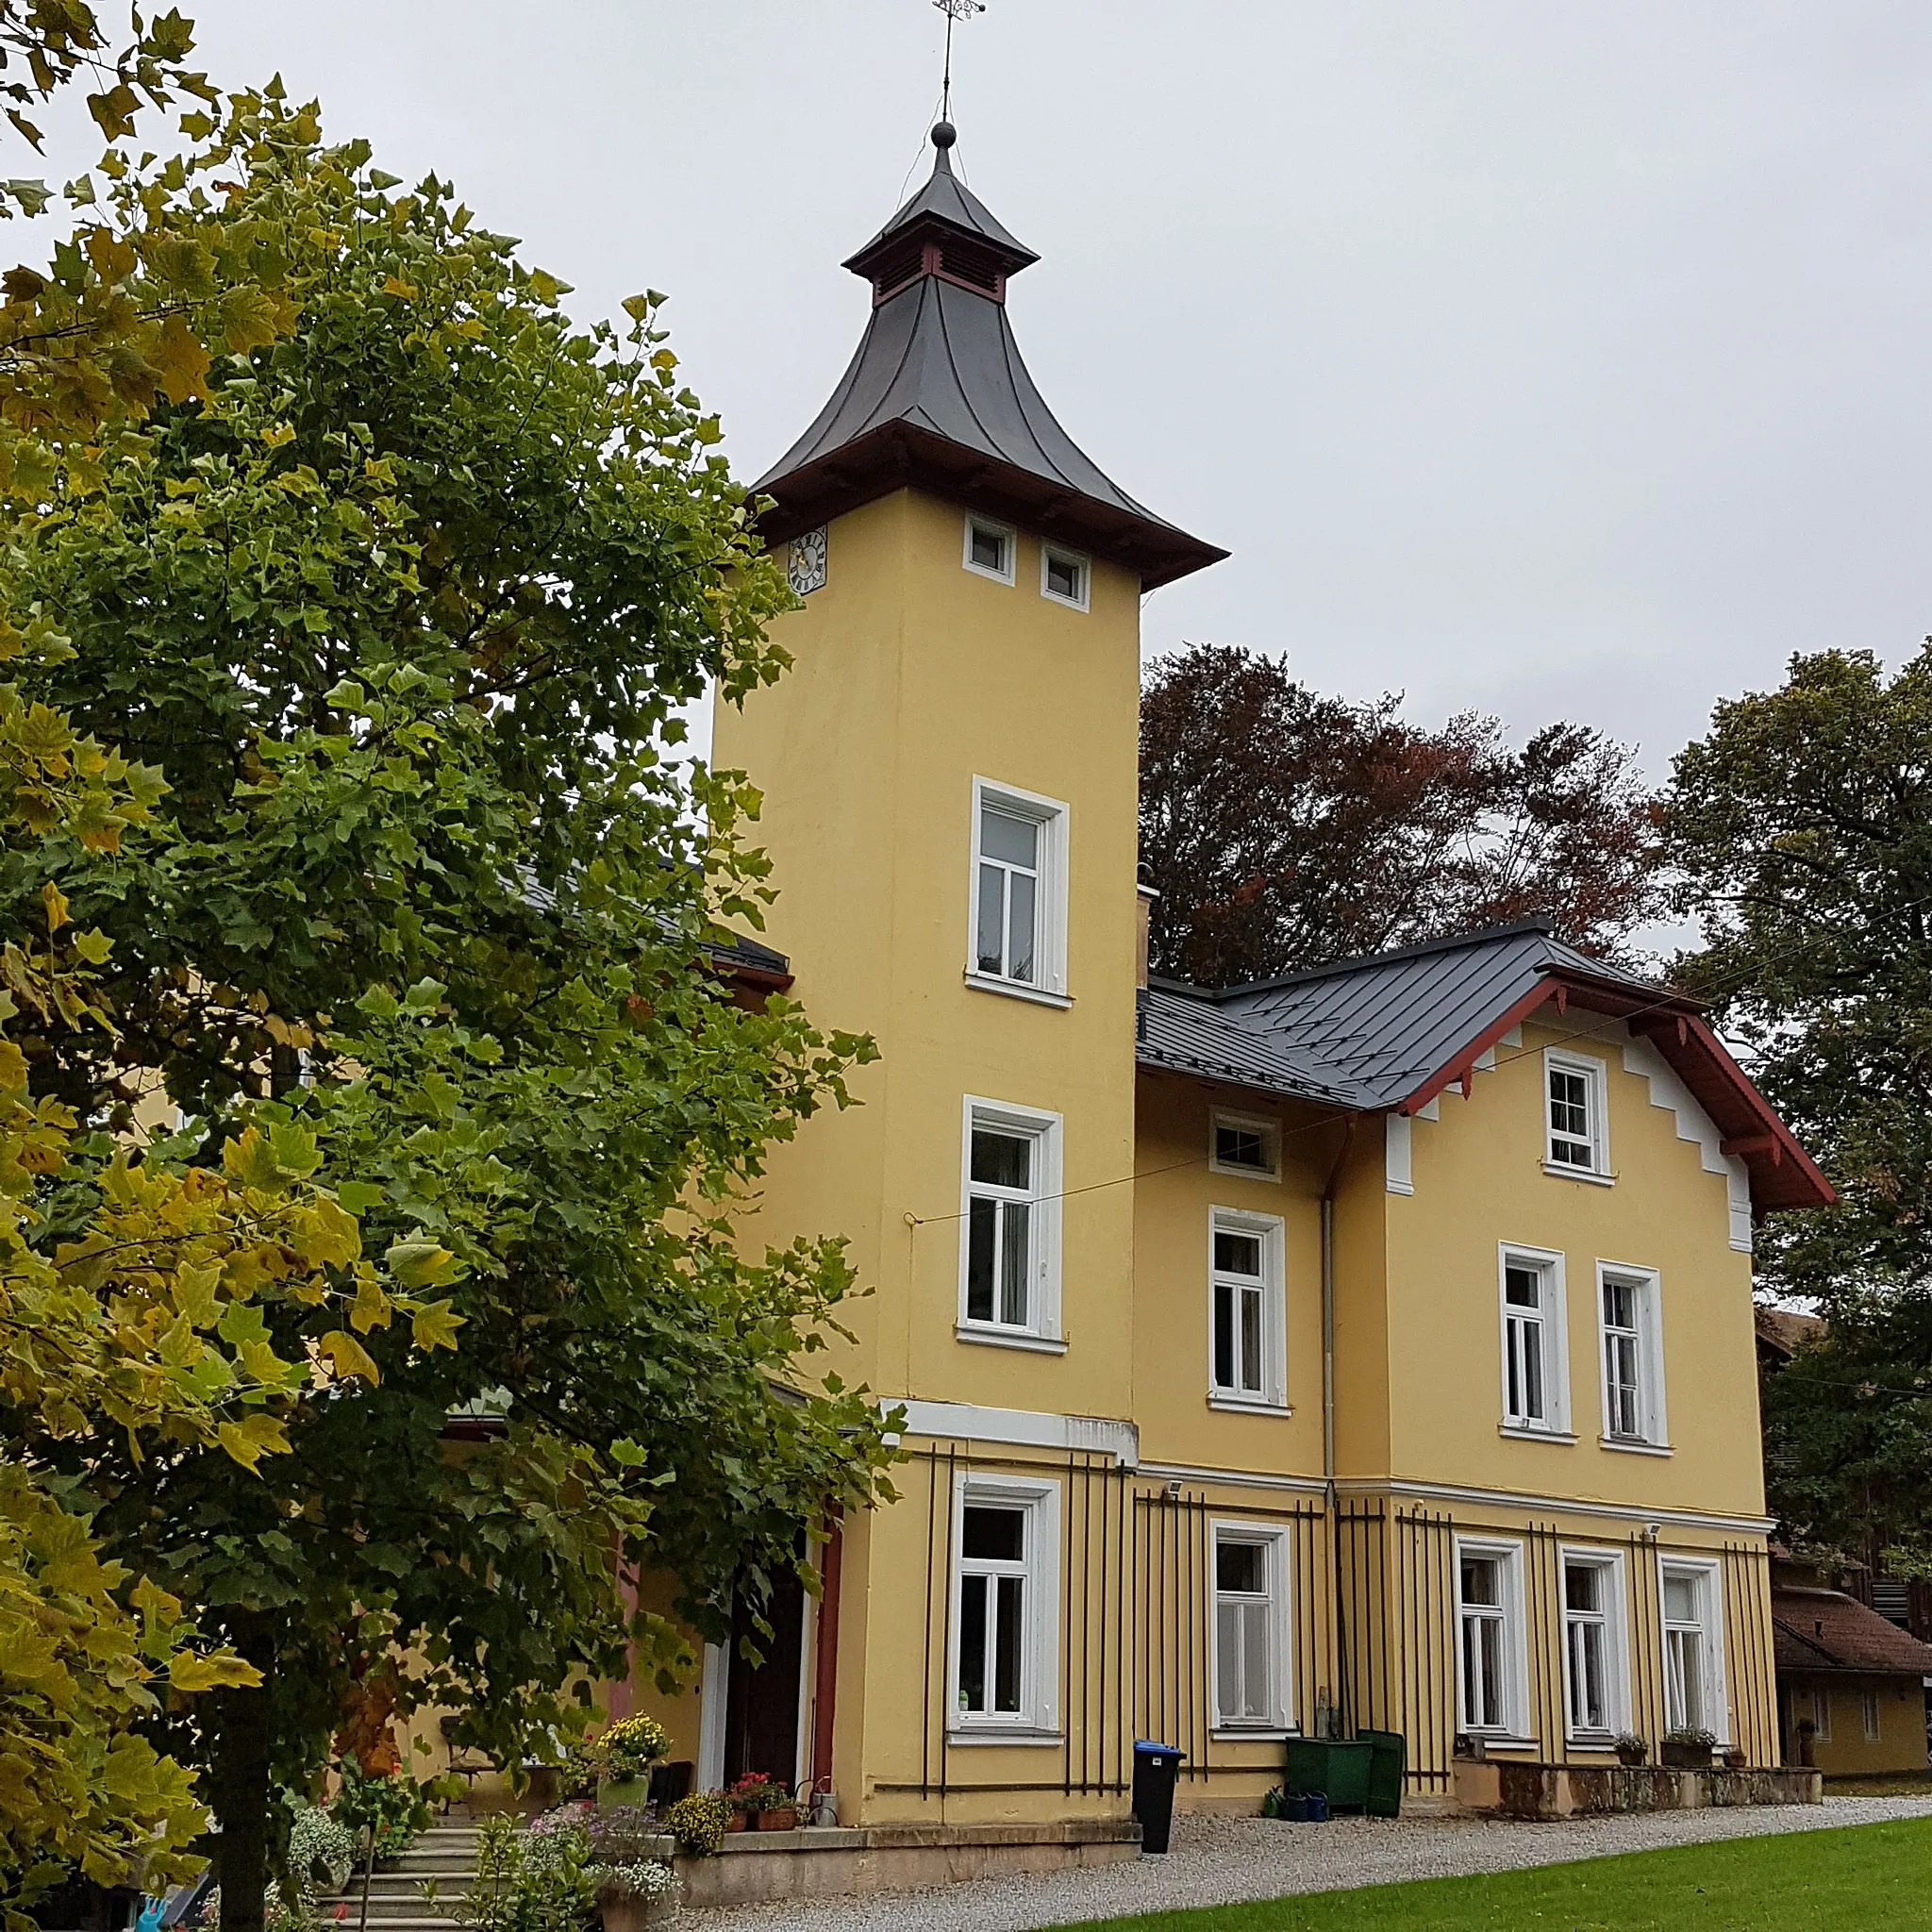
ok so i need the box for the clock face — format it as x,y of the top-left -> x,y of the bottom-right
788,526 -> 828,597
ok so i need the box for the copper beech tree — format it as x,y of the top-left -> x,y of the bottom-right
1138,643 -> 1666,987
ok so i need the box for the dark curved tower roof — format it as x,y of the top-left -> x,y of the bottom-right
756,129 -> 1226,591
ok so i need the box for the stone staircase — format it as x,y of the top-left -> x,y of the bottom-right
316,1822 -> 479,1932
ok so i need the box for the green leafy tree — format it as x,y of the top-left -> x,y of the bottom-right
1669,644 -> 1932,1567
8,86 -> 892,1932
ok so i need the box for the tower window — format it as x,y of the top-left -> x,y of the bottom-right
1041,544 -> 1090,611
958,1096 -> 1061,1347
968,777 -> 1070,1000
964,515 -> 1015,583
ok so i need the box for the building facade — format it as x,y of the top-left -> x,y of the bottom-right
624,125 -> 1836,1821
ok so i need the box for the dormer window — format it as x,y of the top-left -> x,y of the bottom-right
1041,544 -> 1090,611
964,516 -> 1015,583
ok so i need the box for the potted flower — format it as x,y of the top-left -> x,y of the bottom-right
1661,1725 -> 1717,1770
1722,1746 -> 1747,1772
665,1791 -> 731,1857
595,1714 -> 671,1809
725,1772 -> 798,1832
1613,1733 -> 1648,1768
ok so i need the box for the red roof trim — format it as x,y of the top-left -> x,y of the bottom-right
1398,968 -> 1835,1214
1398,982 -> 1558,1118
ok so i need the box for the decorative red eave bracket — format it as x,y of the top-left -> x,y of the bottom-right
1397,981 -> 1561,1118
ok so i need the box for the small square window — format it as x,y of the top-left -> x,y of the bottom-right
963,516 -> 1015,583
1040,544 -> 1090,610
1209,1110 -> 1281,1180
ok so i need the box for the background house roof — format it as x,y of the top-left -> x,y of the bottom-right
1773,1586 -> 1932,1676
1138,920 -> 1833,1214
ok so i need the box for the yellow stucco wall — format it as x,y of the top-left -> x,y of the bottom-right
1374,1015 -> 1764,1516
711,486 -> 1143,1419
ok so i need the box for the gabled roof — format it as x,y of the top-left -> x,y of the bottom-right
756,128 -> 1226,591
1137,919 -> 1835,1215
1773,1587 -> 1932,1676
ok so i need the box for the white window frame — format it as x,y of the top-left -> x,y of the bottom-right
1208,1206 -> 1288,1413
1657,1556 -> 1729,1745
1039,541 -> 1091,612
1454,1536 -> 1530,1740
1543,1048 -> 1612,1183
1862,1688 -> 1880,1741
1497,1244 -> 1572,1438
1208,1108 -> 1282,1182
1209,1521 -> 1293,1736
962,512 -> 1016,584
947,1471 -> 1059,1740
1557,1546 -> 1631,1744
957,1096 -> 1063,1351
1596,1261 -> 1669,1450
1794,1685 -> 1830,1741
966,775 -> 1071,1005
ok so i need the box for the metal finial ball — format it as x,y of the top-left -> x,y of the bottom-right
931,121 -> 958,149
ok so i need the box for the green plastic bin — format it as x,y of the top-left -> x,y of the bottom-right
1282,1737 -> 1373,1814
1357,1728 -> 1405,1817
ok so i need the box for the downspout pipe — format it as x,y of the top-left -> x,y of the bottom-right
1321,1116 -> 1357,1737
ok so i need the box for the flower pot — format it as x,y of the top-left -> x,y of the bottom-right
724,1809 -> 749,1833
1661,1741 -> 1712,1771
1615,1748 -> 1646,1768
598,1775 -> 653,1811
757,1807 -> 798,1832
1722,1750 -> 1747,1771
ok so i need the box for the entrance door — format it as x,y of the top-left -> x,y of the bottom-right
722,1560 -> 807,1788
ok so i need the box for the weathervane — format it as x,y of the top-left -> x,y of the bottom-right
933,0 -> 986,125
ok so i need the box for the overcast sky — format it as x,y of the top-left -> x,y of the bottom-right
58,2 -> 1932,780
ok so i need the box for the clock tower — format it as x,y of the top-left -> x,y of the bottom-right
707,121 -> 1224,1820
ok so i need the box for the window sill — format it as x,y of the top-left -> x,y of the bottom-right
963,970 -> 1073,1010
1542,1161 -> 1615,1187
1462,1733 -> 1540,1751
1208,1394 -> 1293,1417
1208,1162 -> 1283,1184
1499,1424 -> 1578,1443
1600,1435 -> 1673,1457
956,1325 -> 1067,1356
946,1727 -> 1064,1747
1211,1726 -> 1294,1742
1565,1735 -> 1623,1753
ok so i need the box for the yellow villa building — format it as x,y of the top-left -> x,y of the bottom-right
613,124 -> 1837,1832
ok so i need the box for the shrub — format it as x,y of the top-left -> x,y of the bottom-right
663,1793 -> 730,1858
448,1815 -> 595,1932
331,1763 -> 435,1862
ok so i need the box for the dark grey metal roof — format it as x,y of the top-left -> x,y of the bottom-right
842,141 -> 1037,278
756,137 -> 1227,591
1137,921 -> 1664,1112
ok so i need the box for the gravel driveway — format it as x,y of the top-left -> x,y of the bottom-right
685,1795 -> 1932,1932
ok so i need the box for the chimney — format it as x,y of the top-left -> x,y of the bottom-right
1137,884 -> 1158,991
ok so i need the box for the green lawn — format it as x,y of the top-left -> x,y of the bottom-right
1073,1818 -> 1932,1931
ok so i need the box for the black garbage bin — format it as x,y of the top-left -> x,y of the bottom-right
1132,1739 -> 1185,1855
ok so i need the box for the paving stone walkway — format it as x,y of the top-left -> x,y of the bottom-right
684,1795 -> 1932,1931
